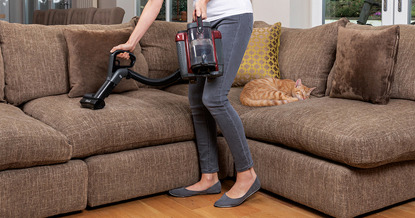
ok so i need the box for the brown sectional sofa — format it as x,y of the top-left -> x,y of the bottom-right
1,17 -> 415,218
33,7 -> 125,25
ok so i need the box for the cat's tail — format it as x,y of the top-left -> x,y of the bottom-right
241,98 -> 296,107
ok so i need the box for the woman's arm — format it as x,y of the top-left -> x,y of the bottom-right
111,0 -> 164,59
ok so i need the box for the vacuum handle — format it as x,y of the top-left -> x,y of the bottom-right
108,50 -> 136,75
197,16 -> 203,33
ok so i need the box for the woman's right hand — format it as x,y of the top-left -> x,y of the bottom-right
193,0 -> 209,21
110,43 -> 135,60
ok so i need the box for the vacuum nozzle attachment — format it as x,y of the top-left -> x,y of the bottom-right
80,93 -> 106,110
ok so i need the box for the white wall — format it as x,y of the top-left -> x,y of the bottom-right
116,0 -> 136,23
252,0 -> 290,26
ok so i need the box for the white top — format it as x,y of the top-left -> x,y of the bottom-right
193,0 -> 253,22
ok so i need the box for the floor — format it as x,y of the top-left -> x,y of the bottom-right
56,180 -> 415,218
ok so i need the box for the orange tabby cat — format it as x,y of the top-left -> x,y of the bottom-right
240,78 -> 316,107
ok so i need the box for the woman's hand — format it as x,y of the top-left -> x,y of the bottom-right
110,43 -> 135,59
193,0 -> 209,21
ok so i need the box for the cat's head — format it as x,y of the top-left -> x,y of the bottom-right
292,79 -> 316,100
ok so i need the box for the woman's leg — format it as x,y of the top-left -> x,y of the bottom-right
181,13 -> 257,197
203,13 -> 258,198
186,78 -> 220,191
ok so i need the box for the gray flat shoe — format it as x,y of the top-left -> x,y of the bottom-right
168,181 -> 222,197
214,177 -> 261,208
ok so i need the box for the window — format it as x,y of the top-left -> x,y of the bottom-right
136,0 -> 188,22
323,0 -> 415,26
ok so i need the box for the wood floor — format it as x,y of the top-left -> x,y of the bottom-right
57,180 -> 415,218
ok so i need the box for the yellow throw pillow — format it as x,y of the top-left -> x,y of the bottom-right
233,22 -> 282,87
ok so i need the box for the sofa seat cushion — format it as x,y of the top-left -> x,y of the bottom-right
0,103 -> 71,171
163,84 -> 257,117
240,97 -> 415,168
23,89 -> 194,158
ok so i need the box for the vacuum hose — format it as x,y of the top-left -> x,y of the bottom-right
80,50 -> 183,110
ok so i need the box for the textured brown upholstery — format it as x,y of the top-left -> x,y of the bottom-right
66,8 -> 97,24
326,23 -> 415,101
241,97 -> 415,168
33,10 -> 48,25
249,139 -> 415,218
0,160 -> 88,218
33,7 -> 124,25
163,84 -> 256,119
86,141 -> 199,207
0,20 -> 134,105
140,21 -> 187,81
93,7 -> 125,24
0,103 -> 71,171
0,46 -> 4,102
279,18 -> 348,97
86,138 -> 234,207
330,26 -> 400,104
23,89 -> 195,158
63,28 -> 138,97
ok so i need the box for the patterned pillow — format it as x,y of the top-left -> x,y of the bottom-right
233,22 -> 282,87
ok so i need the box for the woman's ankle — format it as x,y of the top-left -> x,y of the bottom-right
201,172 -> 219,184
235,168 -> 256,182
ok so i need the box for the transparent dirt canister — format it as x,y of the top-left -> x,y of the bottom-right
187,19 -> 217,75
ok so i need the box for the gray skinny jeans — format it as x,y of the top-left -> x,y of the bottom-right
188,13 -> 254,174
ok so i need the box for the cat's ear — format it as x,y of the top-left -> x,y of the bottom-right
308,87 -> 317,94
295,79 -> 302,88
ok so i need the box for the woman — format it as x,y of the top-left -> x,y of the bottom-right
111,0 -> 259,207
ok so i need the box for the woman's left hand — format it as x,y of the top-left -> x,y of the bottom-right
193,0 -> 209,21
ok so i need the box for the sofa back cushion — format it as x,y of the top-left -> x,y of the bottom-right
329,26 -> 400,104
66,8 -> 97,24
326,23 -> 415,101
140,21 -> 187,83
0,46 -> 4,102
278,18 -> 348,97
64,28 -> 139,98
0,20 -> 133,105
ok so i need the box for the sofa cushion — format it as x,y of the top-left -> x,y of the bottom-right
66,8 -> 97,24
330,26 -> 400,104
0,103 -> 71,171
278,18 -> 348,97
163,84 -> 257,117
0,45 -> 4,102
326,23 -> 415,101
0,160 -> 87,218
0,20 -> 134,105
23,89 -> 194,158
240,97 -> 415,168
140,21 -> 187,81
233,22 -> 282,87
64,28 -> 138,98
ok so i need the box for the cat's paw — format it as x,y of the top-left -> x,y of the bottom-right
288,97 -> 299,102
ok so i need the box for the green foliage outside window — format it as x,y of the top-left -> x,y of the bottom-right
325,0 -> 381,19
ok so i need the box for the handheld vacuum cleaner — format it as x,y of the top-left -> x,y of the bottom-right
81,17 -> 224,110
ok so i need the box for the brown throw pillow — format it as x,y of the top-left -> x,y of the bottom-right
0,20 -> 135,105
278,18 -> 348,97
326,23 -> 415,101
329,26 -> 400,104
64,28 -> 139,98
